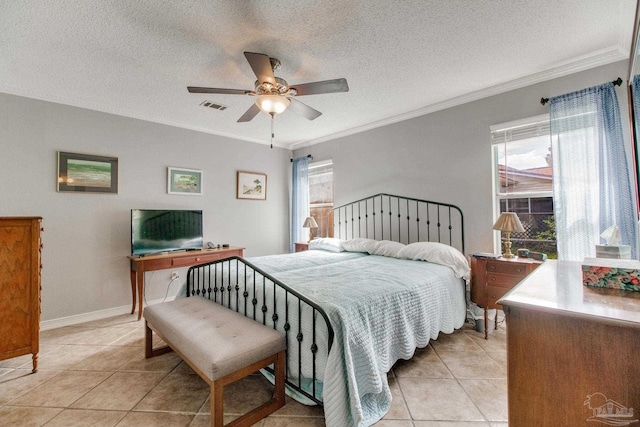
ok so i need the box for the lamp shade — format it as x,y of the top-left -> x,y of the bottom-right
255,95 -> 290,115
302,216 -> 318,228
492,212 -> 525,233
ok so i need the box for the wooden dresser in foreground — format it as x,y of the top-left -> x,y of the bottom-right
0,217 -> 42,373
470,256 -> 541,338
499,260 -> 640,426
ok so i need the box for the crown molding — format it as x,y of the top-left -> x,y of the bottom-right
0,45 -> 627,152
290,47 -> 626,150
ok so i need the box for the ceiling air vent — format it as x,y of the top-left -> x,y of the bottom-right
200,100 -> 228,111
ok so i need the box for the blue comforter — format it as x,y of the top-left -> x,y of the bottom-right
249,250 -> 467,426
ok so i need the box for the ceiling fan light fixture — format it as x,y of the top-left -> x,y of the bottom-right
188,52 -> 348,123
255,95 -> 290,115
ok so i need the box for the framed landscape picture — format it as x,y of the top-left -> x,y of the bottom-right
237,171 -> 267,200
168,167 -> 202,195
57,151 -> 118,193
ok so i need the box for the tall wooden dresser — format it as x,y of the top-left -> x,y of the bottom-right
0,217 -> 42,373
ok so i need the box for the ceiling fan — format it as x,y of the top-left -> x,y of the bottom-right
188,52 -> 349,123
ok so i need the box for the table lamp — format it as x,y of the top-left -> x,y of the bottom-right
493,212 -> 524,258
302,216 -> 318,242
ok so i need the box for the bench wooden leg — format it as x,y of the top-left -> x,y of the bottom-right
211,381 -> 225,427
209,381 -> 224,427
145,321 -> 173,359
212,350 -> 286,427
274,350 -> 285,405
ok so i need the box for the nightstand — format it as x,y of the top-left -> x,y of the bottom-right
294,242 -> 309,252
470,255 -> 542,339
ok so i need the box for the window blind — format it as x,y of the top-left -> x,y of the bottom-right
491,115 -> 550,145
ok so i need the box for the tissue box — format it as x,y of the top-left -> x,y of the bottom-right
595,244 -> 631,259
582,257 -> 640,292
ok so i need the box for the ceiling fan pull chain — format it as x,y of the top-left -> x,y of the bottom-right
270,112 -> 275,149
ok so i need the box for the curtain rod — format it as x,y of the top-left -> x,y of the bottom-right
540,77 -> 622,106
290,154 -> 313,162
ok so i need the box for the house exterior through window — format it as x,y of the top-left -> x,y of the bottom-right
308,160 -> 333,238
491,115 -> 557,258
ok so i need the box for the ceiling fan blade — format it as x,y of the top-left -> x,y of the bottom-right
288,98 -> 322,120
187,87 -> 252,95
237,103 -> 261,123
290,78 -> 349,96
244,52 -> 276,85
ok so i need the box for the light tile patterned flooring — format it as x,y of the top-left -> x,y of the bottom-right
0,314 -> 508,426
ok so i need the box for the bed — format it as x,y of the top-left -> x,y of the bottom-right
186,193 -> 468,427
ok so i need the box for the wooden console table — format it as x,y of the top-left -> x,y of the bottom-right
499,260 -> 640,426
128,247 -> 244,320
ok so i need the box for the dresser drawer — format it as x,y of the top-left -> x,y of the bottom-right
486,285 -> 511,307
171,253 -> 220,267
486,261 -> 529,277
486,272 -> 523,288
170,249 -> 243,267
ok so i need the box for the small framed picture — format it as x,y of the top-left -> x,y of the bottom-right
57,151 -> 118,193
237,171 -> 267,200
168,167 -> 202,195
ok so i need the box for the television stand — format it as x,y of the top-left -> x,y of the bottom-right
127,246 -> 244,320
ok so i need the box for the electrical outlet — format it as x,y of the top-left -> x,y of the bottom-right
171,271 -> 179,280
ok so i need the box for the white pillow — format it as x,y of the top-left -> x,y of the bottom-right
397,242 -> 470,280
369,240 -> 406,258
308,237 -> 344,253
341,238 -> 378,253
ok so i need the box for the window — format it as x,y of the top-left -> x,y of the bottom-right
491,115 -> 557,257
308,160 -> 333,238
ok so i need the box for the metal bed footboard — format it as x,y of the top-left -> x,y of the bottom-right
186,256 -> 332,405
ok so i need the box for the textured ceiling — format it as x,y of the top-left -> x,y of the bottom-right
0,1 -> 636,149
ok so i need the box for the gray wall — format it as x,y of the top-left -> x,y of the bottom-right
295,60 -> 633,257
2,60 -> 634,324
0,92 -> 291,323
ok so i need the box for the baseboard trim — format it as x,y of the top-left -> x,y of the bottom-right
40,297 -> 177,331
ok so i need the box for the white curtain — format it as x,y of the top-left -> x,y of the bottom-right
291,156 -> 309,252
550,83 -> 637,260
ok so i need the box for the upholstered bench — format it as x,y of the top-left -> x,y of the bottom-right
143,297 -> 286,427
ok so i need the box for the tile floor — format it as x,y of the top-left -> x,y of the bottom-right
0,314 -> 508,426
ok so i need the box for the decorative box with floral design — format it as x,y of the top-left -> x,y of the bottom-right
582,257 -> 640,292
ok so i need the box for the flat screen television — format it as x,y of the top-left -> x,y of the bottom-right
131,209 -> 203,256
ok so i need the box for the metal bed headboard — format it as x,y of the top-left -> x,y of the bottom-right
330,193 -> 465,254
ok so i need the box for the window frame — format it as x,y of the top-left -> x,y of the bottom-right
490,114 -> 554,254
308,159 -> 334,238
